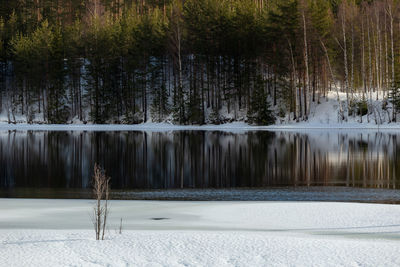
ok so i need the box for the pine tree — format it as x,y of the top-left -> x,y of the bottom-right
47,24 -> 69,123
267,0 -> 299,118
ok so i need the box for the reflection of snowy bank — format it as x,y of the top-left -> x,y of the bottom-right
1,199 -> 400,266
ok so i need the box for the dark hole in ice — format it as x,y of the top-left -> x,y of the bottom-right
150,217 -> 170,221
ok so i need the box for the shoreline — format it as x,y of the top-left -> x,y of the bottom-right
3,187 -> 400,204
0,121 -> 400,131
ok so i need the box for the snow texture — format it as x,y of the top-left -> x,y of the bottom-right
1,199 -> 400,266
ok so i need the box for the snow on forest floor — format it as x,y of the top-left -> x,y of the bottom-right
1,199 -> 400,266
0,91 -> 399,131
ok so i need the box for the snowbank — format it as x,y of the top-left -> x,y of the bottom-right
1,199 -> 400,266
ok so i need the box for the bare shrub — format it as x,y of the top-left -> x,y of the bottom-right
91,163 -> 110,240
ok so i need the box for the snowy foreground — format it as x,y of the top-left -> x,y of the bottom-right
1,199 -> 400,266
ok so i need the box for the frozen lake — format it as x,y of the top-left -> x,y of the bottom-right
1,199 -> 400,266
0,130 -> 400,200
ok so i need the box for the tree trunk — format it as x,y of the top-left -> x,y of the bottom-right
342,7 -> 349,107
302,11 -> 310,120
361,16 -> 366,97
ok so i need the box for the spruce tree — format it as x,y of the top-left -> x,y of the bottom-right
248,76 -> 275,125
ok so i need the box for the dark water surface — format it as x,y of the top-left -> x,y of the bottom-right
0,130 -> 399,199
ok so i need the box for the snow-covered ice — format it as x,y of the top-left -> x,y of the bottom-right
1,199 -> 400,266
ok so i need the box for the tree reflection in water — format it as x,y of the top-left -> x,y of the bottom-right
0,130 -> 398,190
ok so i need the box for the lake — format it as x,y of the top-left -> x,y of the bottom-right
0,130 -> 399,199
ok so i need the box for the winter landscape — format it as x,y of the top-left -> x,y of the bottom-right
2,199 -> 400,266
3,0 -> 400,266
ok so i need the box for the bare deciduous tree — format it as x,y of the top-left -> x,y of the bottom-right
91,163 -> 110,241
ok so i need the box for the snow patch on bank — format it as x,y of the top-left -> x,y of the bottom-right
1,92 -> 400,131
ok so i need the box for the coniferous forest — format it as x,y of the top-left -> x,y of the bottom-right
0,0 -> 399,125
